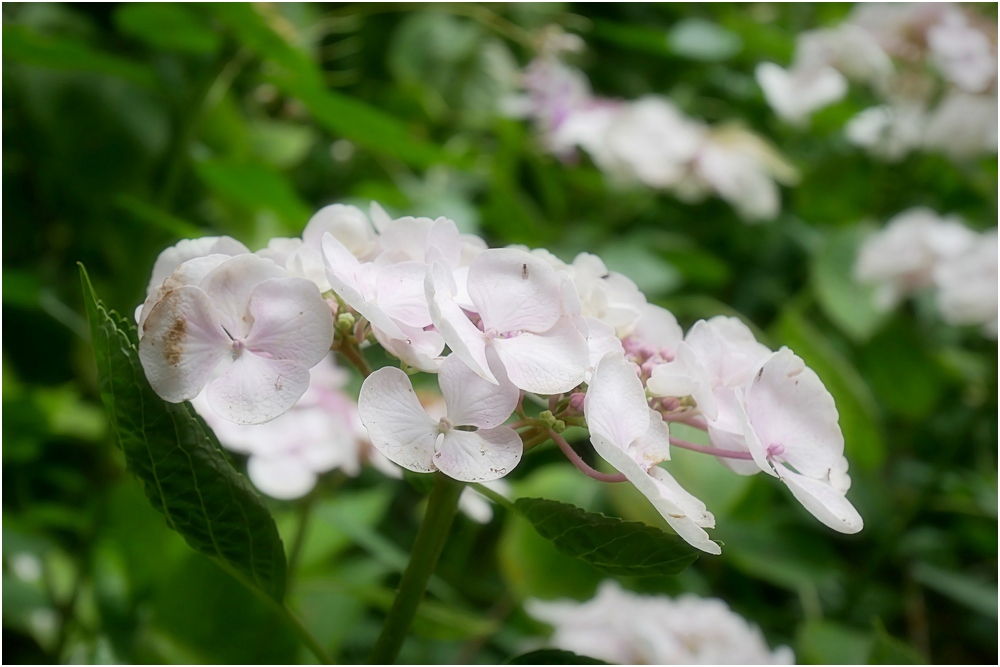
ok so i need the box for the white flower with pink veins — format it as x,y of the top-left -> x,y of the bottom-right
358,354 -> 522,482
139,254 -> 334,424
427,247 -> 590,395
586,352 -> 719,554
526,580 -> 794,665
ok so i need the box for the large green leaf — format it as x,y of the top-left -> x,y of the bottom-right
506,649 -> 608,665
513,498 -> 700,578
79,265 -> 286,601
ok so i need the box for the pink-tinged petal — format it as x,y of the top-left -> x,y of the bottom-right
629,409 -> 671,468
148,236 -> 249,295
439,354 -> 518,429
373,323 -> 445,373
323,234 -> 407,340
378,216 -> 436,262
369,201 -> 393,233
633,303 -> 683,351
591,433 -> 720,555
138,254 -> 232,333
744,348 -> 844,479
302,204 -> 376,259
705,399 -> 761,477
647,342 -> 718,420
426,263 -> 496,383
686,316 -> 771,387
584,352 -> 648,448
357,367 -> 439,473
247,456 -> 317,500
199,254 -> 287,339
245,278 -> 334,367
733,385 -> 778,477
774,462 -> 863,534
139,286 -> 231,403
426,217 -> 462,269
434,427 -> 522,482
492,319 -> 589,394
207,354 -> 310,425
467,248 -> 562,333
376,261 -> 432,328
585,318 -> 625,383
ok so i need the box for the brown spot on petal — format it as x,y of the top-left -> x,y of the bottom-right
164,317 -> 187,366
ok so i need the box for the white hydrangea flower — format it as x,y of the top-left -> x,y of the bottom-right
568,252 -> 647,337
933,229 -> 999,338
526,580 -> 795,665
256,237 -> 331,293
139,254 -> 334,424
586,352 -> 719,554
145,235 -> 250,296
358,354 -> 522,482
302,203 -> 379,260
755,62 -> 848,125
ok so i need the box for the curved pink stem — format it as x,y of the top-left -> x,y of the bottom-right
669,436 -> 753,460
665,413 -> 708,431
549,430 -> 628,483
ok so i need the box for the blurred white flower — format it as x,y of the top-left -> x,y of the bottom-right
933,230 -> 999,338
755,62 -> 848,125
923,92 -> 999,159
526,580 -> 795,665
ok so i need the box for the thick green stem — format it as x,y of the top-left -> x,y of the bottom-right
367,473 -> 463,664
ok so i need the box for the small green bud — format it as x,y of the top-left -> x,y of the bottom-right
538,410 -> 557,428
551,419 -> 567,433
336,312 -> 356,333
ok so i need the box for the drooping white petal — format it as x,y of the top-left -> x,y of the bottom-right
139,286 -> 231,403
629,408 -> 672,469
207,354 -> 310,425
584,351 -> 649,449
246,456 -> 318,500
439,353 -> 518,429
199,255 -> 287,339
492,318 -> 589,394
685,316 -> 772,388
706,388 -> 761,476
467,248 -> 563,333
244,278 -> 334,367
647,342 -> 718,420
774,462 -> 863,534
592,433 -> 720,555
434,427 -> 522,482
357,367 -> 439,472
147,236 -> 249,295
426,262 -> 496,383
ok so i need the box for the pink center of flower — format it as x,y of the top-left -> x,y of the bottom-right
767,443 -> 785,458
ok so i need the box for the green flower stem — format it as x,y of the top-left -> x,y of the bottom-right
367,473 -> 463,664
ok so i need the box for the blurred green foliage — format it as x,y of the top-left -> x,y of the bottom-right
3,2 -> 996,664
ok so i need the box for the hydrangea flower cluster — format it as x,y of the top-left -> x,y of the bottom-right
501,31 -> 798,221
855,208 -> 998,338
756,3 -> 998,160
526,580 -> 794,664
137,200 -> 863,554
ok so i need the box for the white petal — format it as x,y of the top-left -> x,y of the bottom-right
302,204 -> 376,259
369,201 -> 393,233
147,236 -> 249,295
139,286 -> 230,403
630,409 -> 672,468
733,385 -> 778,477
323,233 -> 407,340
592,434 -> 720,555
245,278 -> 334,367
584,351 -> 649,448
199,254 -> 287,339
138,254 -> 232,333
425,217 -> 463,269
458,488 -> 494,524
426,262 -> 496,383
467,248 -> 562,333
434,427 -> 522,482
647,342 -> 718,420
207,354 -> 310,425
439,354 -> 518,429
373,323 -> 445,373
775,463 -> 863,534
357,367 -> 439,473
492,319 -> 589,394
376,261 -> 432,328
585,317 -> 625,383
247,456 -> 318,500
632,303 -> 683,351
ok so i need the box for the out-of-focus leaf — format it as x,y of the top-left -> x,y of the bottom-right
777,307 -> 884,469
506,649 -> 608,665
2,270 -> 42,309
860,320 -> 944,419
868,619 -> 926,664
79,265 -> 286,602
114,4 -> 220,55
667,19 -> 743,62
195,159 -> 311,232
209,3 -> 453,168
2,25 -> 156,88
911,562 -> 998,618
812,225 -> 889,343
289,487 -> 394,572
796,619 -> 873,665
590,20 -> 674,58
248,119 -> 316,169
115,194 -> 205,239
364,588 -> 498,641
514,498 -> 700,578
601,239 -> 682,296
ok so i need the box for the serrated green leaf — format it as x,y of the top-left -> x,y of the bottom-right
2,25 -> 157,89
506,648 -> 608,665
79,264 -> 286,601
513,498 -> 699,578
